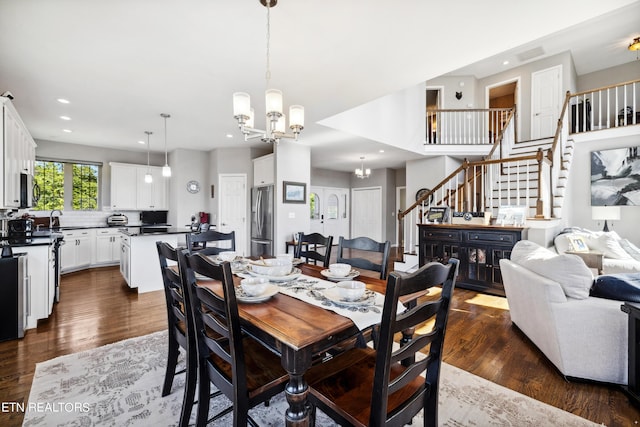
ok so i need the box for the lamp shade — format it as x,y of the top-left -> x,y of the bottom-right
265,89 -> 283,115
289,105 -> 304,127
233,92 -> 251,117
592,206 -> 621,220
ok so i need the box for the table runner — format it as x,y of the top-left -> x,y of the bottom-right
238,272 -> 404,331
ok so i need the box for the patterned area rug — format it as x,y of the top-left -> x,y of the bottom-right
23,331 -> 598,426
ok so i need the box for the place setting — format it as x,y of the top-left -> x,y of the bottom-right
320,263 -> 361,281
235,277 -> 279,303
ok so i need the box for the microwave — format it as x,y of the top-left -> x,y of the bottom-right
19,173 -> 34,208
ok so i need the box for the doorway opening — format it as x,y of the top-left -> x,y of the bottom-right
487,79 -> 518,143
426,87 -> 443,144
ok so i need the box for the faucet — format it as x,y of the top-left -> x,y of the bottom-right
49,210 -> 63,229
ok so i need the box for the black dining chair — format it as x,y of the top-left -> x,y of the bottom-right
306,258 -> 459,427
336,236 -> 391,279
187,230 -> 235,256
156,241 -> 201,427
294,232 -> 333,267
178,250 -> 289,427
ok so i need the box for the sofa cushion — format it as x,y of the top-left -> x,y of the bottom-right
584,233 -> 632,260
591,273 -> 640,303
619,239 -> 640,262
511,240 -> 594,299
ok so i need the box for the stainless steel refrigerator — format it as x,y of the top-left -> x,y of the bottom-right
251,185 -> 274,257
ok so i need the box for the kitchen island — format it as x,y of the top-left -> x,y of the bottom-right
119,227 -> 189,293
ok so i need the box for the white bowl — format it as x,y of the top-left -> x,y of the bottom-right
240,278 -> 269,297
337,281 -> 366,301
250,258 -> 292,277
276,253 -> 294,262
218,251 -> 237,262
329,263 -> 352,277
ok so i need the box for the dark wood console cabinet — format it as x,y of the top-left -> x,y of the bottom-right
418,224 -> 527,296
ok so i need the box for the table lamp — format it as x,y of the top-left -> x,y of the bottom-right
591,206 -> 621,232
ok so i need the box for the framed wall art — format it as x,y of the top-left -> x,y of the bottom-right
283,181 -> 306,204
591,146 -> 640,206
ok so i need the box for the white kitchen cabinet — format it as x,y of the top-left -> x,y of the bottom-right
1,97 -> 36,209
120,233 -> 130,286
20,243 -> 55,329
136,167 -> 167,210
253,154 -> 274,186
94,228 -> 121,265
60,229 -> 93,272
109,162 -> 168,210
110,163 -> 137,210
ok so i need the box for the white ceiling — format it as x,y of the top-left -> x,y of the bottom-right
0,0 -> 638,173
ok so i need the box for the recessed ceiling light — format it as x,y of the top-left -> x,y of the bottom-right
57,98 -> 70,104
62,129 -> 72,133
379,149 -> 385,153
60,115 -> 71,121
226,134 -> 234,138
503,60 -> 510,65
138,140 -> 146,144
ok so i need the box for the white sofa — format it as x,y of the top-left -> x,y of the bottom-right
554,228 -> 640,274
500,240 -> 628,385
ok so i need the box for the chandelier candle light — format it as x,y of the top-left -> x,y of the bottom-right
232,0 -> 304,144
161,113 -> 171,177
144,131 -> 153,184
355,156 -> 371,179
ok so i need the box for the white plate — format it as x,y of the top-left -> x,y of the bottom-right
195,272 -> 215,281
247,267 -> 302,282
320,269 -> 361,282
323,288 -> 376,306
236,284 -> 279,303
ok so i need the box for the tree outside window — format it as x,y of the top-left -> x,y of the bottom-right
34,161 -> 64,210
34,160 -> 99,211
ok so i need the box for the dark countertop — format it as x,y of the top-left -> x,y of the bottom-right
120,227 -> 189,237
7,234 -> 64,247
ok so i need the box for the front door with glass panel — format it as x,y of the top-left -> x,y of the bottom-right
310,186 -> 349,241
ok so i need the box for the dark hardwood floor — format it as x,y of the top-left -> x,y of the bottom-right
0,251 -> 637,426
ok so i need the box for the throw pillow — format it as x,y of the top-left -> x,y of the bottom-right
511,240 -> 593,299
584,233 -> 632,260
619,239 -> 640,262
591,273 -> 640,303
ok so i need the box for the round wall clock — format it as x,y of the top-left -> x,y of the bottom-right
415,188 -> 433,203
186,180 -> 200,194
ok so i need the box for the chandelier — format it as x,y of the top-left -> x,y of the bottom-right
355,157 -> 371,179
232,0 -> 304,144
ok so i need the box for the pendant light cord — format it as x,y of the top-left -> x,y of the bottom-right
265,1 -> 271,85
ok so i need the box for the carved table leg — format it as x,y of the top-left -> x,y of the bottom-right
282,347 -> 312,426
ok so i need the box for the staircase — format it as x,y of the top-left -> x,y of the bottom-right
396,78 -> 639,267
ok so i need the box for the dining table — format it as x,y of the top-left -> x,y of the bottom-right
197,261 -> 426,426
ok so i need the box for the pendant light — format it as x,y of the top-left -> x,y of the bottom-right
160,113 -> 172,177
144,131 -> 153,183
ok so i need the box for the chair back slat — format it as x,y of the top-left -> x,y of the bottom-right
295,232 -> 333,267
337,236 -> 391,279
187,230 -> 236,256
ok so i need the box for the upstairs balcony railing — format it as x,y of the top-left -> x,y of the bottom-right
426,107 -> 515,145
569,78 -> 639,133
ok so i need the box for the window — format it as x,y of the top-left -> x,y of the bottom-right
72,163 -> 99,210
309,192 -> 320,219
34,160 -> 100,211
326,194 -> 339,219
34,161 -> 64,210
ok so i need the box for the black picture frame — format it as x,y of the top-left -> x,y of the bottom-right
426,206 -> 449,223
283,181 -> 306,204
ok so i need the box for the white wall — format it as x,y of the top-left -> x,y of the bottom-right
275,141 -> 310,254
167,148 -> 208,228
564,132 -> 640,245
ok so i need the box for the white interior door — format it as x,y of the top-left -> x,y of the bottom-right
218,174 -> 247,256
310,186 -> 349,241
351,187 -> 382,242
531,65 -> 561,139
